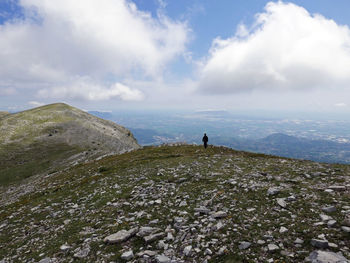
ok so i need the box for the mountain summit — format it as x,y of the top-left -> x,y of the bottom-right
0,103 -> 140,185
1,145 -> 349,262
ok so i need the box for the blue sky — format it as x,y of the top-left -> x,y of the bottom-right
1,0 -> 350,113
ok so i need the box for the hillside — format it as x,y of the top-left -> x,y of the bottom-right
0,103 -> 140,185
0,112 -> 10,119
0,145 -> 349,262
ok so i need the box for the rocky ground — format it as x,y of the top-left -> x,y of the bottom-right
1,144 -> 350,262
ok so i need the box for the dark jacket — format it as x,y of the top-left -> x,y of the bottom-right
202,135 -> 208,143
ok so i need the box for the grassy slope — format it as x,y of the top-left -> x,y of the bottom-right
0,103 -> 139,186
0,145 -> 349,262
0,104 -> 81,185
0,104 -> 76,185
0,112 -> 9,119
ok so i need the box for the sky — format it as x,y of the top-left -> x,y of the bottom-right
1,0 -> 350,113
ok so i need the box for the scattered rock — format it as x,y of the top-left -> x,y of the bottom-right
328,185 -> 346,191
38,258 -> 51,263
322,206 -> 336,213
156,255 -> 171,263
59,244 -> 71,252
239,241 -> 251,250
306,250 -> 349,263
205,248 -> 213,255
194,206 -> 211,214
137,226 -> 160,237
183,245 -> 192,256
121,250 -> 134,260
144,232 -> 165,243
320,214 -> 332,221
341,226 -> 350,233
137,250 -> 157,257
328,220 -> 337,227
279,226 -> 288,233
277,198 -> 287,208
343,215 -> 350,227
104,227 -> 139,244
73,247 -> 90,259
268,244 -> 279,252
257,240 -> 266,245
212,211 -> 227,219
311,239 -> 329,249
267,187 -> 280,196
294,238 -> 303,244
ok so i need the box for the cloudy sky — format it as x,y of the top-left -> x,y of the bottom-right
1,0 -> 350,113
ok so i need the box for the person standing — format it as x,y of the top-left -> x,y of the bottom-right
202,133 -> 208,149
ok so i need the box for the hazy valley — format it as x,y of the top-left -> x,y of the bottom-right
90,110 -> 350,164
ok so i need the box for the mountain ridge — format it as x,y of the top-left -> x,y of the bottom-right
0,103 -> 140,185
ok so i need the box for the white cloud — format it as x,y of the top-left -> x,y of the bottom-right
28,101 -> 44,107
199,1 -> 350,94
335,102 -> 347,107
37,78 -> 144,101
0,0 -> 189,101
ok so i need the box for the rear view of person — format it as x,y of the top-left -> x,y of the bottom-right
202,133 -> 208,149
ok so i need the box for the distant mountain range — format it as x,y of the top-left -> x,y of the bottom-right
88,110 -> 350,164
212,133 -> 350,164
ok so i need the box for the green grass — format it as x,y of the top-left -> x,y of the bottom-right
0,142 -> 82,186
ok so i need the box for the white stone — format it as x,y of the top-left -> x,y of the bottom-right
257,240 -> 266,245
320,214 -> 332,221
166,232 -> 174,241
268,244 -> 279,252
267,187 -> 280,196
328,185 -> 346,191
38,258 -> 51,263
156,255 -> 171,263
306,250 -> 349,263
341,226 -> 350,233
137,250 -> 157,257
294,238 -> 304,244
121,250 -> 134,260
73,247 -> 90,258
279,226 -> 288,233
144,232 -> 165,243
277,198 -> 287,208
205,248 -> 213,255
215,221 -> 224,230
212,211 -> 227,218
183,245 -> 192,256
327,220 -> 337,227
179,200 -> 187,207
137,227 -> 160,237
104,227 -> 138,243
239,241 -> 251,250
60,244 -> 71,251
